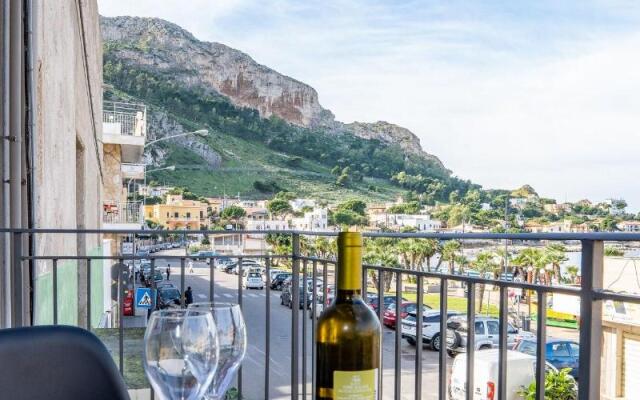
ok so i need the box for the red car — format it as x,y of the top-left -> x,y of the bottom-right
383,302 -> 431,328
123,289 -> 134,316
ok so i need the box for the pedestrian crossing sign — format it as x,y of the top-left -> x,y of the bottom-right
136,288 -> 154,309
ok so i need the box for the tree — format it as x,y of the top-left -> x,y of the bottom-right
337,199 -> 367,216
512,248 -> 546,284
473,252 -> 500,312
437,240 -> 462,274
331,210 -> 367,227
544,244 -> 567,283
220,205 -> 246,220
364,238 -> 399,291
267,198 -> 292,220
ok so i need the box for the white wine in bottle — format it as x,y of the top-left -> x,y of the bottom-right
315,232 -> 381,400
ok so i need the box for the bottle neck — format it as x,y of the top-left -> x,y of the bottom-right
336,232 -> 363,300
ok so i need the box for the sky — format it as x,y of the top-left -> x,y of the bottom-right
99,0 -> 640,211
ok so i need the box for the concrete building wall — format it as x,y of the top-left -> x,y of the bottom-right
32,0 -> 104,325
103,143 -> 125,202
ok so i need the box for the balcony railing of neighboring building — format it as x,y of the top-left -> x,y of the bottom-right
103,100 -> 147,137
102,202 -> 143,225
6,228 -> 640,400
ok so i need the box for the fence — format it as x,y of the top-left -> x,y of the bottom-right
5,228 -> 640,400
103,100 -> 147,137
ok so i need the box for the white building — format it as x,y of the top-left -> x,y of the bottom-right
618,221 -> 640,232
370,214 -> 441,232
245,219 -> 289,231
289,198 -> 316,211
290,208 -> 328,231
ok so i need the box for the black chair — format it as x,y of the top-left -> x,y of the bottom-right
0,325 -> 130,400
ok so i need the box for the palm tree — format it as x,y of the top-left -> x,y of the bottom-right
565,265 -> 579,284
495,248 -> 512,274
544,244 -> 568,284
455,254 -> 469,275
313,236 -> 335,260
512,248 -> 546,284
421,239 -> 440,272
473,252 -> 500,312
437,240 -> 462,275
364,238 -> 399,291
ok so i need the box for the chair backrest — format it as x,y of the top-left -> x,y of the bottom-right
0,325 -> 130,400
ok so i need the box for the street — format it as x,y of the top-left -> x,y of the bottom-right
150,249 -> 449,399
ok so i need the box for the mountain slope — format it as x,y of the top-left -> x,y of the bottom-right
101,16 -> 468,201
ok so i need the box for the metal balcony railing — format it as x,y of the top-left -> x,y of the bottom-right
103,100 -> 147,137
5,228 -> 640,400
102,202 -> 143,225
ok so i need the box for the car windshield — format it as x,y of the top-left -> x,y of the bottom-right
249,273 -> 261,278
161,289 -> 180,298
404,315 -> 416,323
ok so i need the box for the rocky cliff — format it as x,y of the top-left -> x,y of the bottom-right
101,16 -> 445,169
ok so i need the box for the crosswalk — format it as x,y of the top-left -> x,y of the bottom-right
195,292 -> 277,300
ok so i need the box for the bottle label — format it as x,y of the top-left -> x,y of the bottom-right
333,369 -> 378,400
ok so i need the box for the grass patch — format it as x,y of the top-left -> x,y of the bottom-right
388,292 -> 500,316
94,328 -> 149,390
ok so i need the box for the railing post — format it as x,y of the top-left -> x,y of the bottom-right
579,240 -> 603,400
11,232 -> 23,327
291,233 -> 300,400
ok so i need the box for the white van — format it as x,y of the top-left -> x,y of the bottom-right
449,349 -> 557,400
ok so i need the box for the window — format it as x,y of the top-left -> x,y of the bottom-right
174,212 -> 179,218
186,212 -> 191,218
519,341 -> 536,356
475,321 -> 486,335
569,343 -> 580,356
550,343 -> 570,357
166,212 -> 169,218
487,321 -> 500,335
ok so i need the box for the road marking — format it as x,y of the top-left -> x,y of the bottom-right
197,294 -> 207,299
223,293 -> 233,298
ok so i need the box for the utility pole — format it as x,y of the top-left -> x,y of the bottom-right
504,197 -> 509,277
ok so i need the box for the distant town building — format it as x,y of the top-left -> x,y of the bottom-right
618,221 -> 640,232
245,219 -> 289,231
138,185 -> 173,198
144,194 -> 208,229
370,213 -> 441,232
543,203 -> 571,214
290,208 -> 329,231
289,198 -> 316,211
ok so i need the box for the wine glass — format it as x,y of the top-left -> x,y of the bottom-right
188,302 -> 247,400
143,309 -> 220,400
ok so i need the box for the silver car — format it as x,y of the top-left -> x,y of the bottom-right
446,316 -> 536,356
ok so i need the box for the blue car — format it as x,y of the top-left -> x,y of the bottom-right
513,338 -> 580,378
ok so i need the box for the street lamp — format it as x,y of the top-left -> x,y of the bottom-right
144,129 -> 209,148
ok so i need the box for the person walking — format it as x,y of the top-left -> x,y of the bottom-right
185,286 -> 194,306
188,260 -> 194,274
166,265 -> 171,280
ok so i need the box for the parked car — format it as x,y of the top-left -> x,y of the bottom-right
123,289 -> 134,316
145,271 -> 164,287
383,302 -> 432,328
225,260 -> 260,274
271,273 -> 292,290
449,349 -> 567,400
216,257 -> 234,270
281,285 -> 313,309
401,310 -> 462,350
244,272 -> 265,290
513,338 -> 580,379
446,316 -> 536,356
157,287 -> 182,309
268,269 -> 286,282
367,294 -> 408,312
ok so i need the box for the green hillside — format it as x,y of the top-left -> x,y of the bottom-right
104,44 -> 476,202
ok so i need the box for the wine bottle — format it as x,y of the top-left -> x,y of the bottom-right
316,232 -> 381,400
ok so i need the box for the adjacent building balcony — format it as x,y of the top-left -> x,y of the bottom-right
102,101 -> 147,163
102,201 -> 143,229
